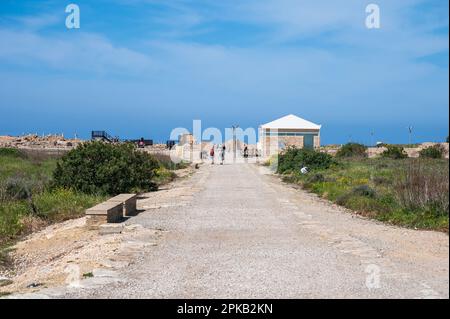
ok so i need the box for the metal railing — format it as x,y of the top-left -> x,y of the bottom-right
91,131 -> 114,142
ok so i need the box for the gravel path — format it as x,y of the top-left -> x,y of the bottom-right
58,163 -> 449,298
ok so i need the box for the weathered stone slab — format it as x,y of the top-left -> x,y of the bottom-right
99,224 -> 124,235
107,194 -> 137,217
85,201 -> 123,225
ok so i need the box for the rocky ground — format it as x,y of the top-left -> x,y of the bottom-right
321,142 -> 449,158
0,134 -> 82,149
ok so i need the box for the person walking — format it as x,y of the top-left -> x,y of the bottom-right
210,145 -> 215,164
221,144 -> 226,165
243,144 -> 248,163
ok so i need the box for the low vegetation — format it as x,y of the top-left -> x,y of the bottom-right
53,142 -> 160,195
0,143 -> 186,258
277,147 -> 449,231
277,147 -> 335,173
335,143 -> 367,158
151,153 -> 189,185
381,145 -> 408,159
0,148 -> 105,253
419,144 -> 445,159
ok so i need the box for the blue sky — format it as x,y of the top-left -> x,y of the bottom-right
0,0 -> 448,144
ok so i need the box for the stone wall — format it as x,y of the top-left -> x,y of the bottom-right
261,136 -> 303,156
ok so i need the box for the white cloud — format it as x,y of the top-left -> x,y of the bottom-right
0,29 -> 157,76
15,13 -> 61,30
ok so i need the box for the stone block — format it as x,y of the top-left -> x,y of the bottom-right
107,194 -> 137,217
85,201 -> 123,225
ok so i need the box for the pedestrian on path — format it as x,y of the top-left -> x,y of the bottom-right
210,145 -> 215,164
221,145 -> 226,165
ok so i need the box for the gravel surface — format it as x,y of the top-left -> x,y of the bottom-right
11,163 -> 449,299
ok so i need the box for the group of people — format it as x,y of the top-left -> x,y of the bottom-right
208,144 -> 250,165
209,144 -> 226,165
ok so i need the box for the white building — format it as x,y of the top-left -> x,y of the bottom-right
258,114 -> 321,157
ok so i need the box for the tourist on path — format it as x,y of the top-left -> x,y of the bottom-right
221,145 -> 226,165
210,145 -> 215,164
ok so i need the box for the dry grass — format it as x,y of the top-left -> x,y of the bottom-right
279,157 -> 449,231
394,160 -> 449,215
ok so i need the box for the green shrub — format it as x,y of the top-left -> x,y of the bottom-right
277,147 -> 335,174
53,142 -> 160,195
381,145 -> 407,159
419,145 -> 444,159
336,143 -> 367,158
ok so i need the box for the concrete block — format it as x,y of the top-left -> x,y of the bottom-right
85,201 -> 123,224
108,194 -> 137,217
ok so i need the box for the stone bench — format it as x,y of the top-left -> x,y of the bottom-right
107,193 -> 137,217
85,201 -> 123,226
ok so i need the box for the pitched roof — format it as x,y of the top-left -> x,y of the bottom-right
260,114 -> 321,130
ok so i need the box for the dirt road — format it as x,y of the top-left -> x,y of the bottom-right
7,163 -> 449,298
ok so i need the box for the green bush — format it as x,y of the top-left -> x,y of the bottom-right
419,145 -> 444,159
277,147 -> 335,174
53,142 -> 160,195
381,145 -> 407,159
336,143 -> 367,158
